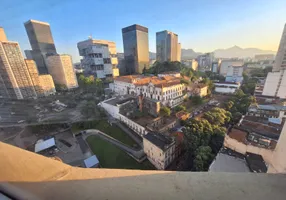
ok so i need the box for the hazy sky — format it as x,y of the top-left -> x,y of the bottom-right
1,0 -> 285,62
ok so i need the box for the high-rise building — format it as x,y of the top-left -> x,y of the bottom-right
122,24 -> 149,74
262,70 -> 286,98
197,53 -> 214,72
177,43 -> 181,62
273,24 -> 286,72
24,20 -> 57,74
45,54 -> 78,89
77,38 -> 119,78
156,30 -> 180,62
0,28 -> 37,99
25,59 -> 55,96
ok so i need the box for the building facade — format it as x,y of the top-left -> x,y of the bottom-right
143,133 -> 176,170
0,29 -> 37,99
24,20 -> 57,74
77,39 -> 119,79
197,53 -> 214,72
39,75 -> 56,96
225,66 -> 244,83
156,30 -> 180,62
273,24 -> 286,72
219,60 -> 244,76
45,54 -> 78,89
122,24 -> 149,74
214,82 -> 240,94
113,75 -> 186,108
262,70 -> 286,98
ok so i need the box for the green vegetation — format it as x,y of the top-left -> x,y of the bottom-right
72,120 -> 137,147
160,106 -> 171,116
189,95 -> 203,105
77,74 -> 103,94
225,89 -> 256,115
81,101 -> 101,118
183,107 -> 229,171
87,136 -> 155,170
249,66 -> 272,78
174,105 -> 186,112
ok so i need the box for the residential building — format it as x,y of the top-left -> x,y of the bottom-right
0,28 -> 37,99
39,75 -> 56,96
214,82 -> 240,94
25,59 -> 43,96
197,53 -> 214,72
77,38 -> 119,79
156,30 -> 180,62
187,83 -> 208,97
272,23 -> 286,72
122,24 -> 149,74
262,70 -> 286,98
225,66 -> 244,83
113,75 -> 187,108
45,54 -> 78,89
248,103 -> 286,119
143,132 -> 176,170
219,59 -> 244,76
24,19 -> 57,74
192,59 -> 199,71
177,43 -> 181,62
212,62 -> 219,73
254,54 -> 275,62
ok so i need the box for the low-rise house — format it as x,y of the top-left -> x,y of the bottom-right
248,104 -> 286,119
143,132 -> 176,170
158,71 -> 181,78
187,83 -> 208,97
214,82 -> 240,94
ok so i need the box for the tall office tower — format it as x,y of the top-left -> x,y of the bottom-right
273,24 -> 286,72
156,30 -> 180,62
0,28 -> 37,99
45,54 -> 78,89
24,20 -> 57,74
177,43 -> 181,62
0,27 -> 7,41
122,24 -> 149,74
77,38 -> 119,78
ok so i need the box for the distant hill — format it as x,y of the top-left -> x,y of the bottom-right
181,49 -> 202,60
213,46 -> 276,58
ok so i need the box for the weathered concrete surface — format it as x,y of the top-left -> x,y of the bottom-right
1,142 -> 286,200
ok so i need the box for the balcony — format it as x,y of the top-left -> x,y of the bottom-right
0,142 -> 286,200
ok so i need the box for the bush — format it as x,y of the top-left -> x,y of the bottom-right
190,95 -> 203,105
160,106 -> 171,116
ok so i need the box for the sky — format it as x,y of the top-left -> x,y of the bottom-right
0,0 -> 286,62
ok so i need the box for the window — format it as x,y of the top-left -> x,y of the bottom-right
103,58 -> 111,64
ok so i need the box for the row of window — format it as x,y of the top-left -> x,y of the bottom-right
89,53 -> 102,58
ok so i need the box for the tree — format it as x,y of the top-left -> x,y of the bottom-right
174,105 -> 186,112
193,146 -> 214,171
190,95 -> 203,105
203,107 -> 231,125
160,106 -> 171,116
225,100 -> 234,110
81,101 -> 100,118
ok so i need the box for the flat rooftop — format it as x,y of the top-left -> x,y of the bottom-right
144,132 -> 174,151
103,96 -> 136,106
209,147 -> 250,172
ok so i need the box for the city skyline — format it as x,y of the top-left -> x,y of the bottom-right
0,0 -> 285,62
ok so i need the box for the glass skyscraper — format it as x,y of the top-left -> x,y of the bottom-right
122,24 -> 149,74
24,20 -> 57,74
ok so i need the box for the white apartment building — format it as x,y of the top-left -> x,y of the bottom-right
113,75 -> 186,108
45,54 -> 78,90
220,60 -> 244,76
225,66 -> 244,83
214,82 -> 240,94
77,38 -> 119,79
158,71 -> 181,78
273,24 -> 286,72
262,70 -> 286,98
143,133 -> 176,170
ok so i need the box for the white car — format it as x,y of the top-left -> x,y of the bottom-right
17,120 -> 25,124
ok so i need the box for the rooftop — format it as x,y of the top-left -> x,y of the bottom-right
24,19 -> 50,25
144,132 -> 174,151
209,147 -> 250,172
246,152 -> 267,173
103,95 -> 136,106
